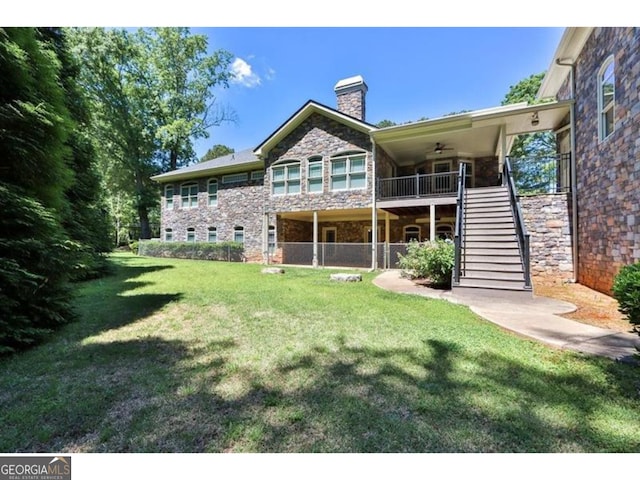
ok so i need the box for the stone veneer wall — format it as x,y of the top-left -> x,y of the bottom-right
336,88 -> 366,120
161,177 -> 265,261
265,113 -> 373,214
520,194 -> 574,279
556,27 -> 640,293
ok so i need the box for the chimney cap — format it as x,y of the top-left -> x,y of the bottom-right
334,75 -> 367,93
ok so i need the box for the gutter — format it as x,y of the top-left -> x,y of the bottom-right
556,58 -> 579,283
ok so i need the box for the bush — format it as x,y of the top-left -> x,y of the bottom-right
397,239 -> 455,288
129,241 -> 139,254
612,262 -> 640,336
138,240 -> 245,262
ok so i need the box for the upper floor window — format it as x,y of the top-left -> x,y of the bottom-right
186,227 -> 196,242
307,156 -> 323,193
234,226 -> 244,244
164,185 -> 174,209
598,55 -> 615,141
181,182 -> 198,208
272,160 -> 301,195
330,152 -> 366,191
208,179 -> 218,206
222,172 -> 248,184
251,170 -> 265,181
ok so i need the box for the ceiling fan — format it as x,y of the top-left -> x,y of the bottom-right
432,142 -> 454,155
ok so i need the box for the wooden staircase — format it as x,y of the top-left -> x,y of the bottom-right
453,186 -> 532,296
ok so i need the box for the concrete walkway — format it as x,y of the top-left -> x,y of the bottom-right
373,270 -> 640,364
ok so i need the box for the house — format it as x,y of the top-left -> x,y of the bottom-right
151,27 -> 639,296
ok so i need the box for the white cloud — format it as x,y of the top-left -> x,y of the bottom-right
265,67 -> 276,81
231,58 -> 261,88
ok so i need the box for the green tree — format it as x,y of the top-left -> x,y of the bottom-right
201,144 -> 234,162
0,28 -> 76,353
375,119 -> 397,128
502,72 -> 557,193
69,27 -> 234,238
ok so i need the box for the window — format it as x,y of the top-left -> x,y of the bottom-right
403,225 -> 421,242
208,179 -> 218,206
164,228 -> 173,242
251,170 -> 265,181
272,160 -> 301,195
330,152 -> 366,191
164,185 -> 174,209
181,182 -> 198,208
186,227 -> 196,242
598,56 -> 615,141
208,227 -> 217,243
222,172 -> 248,184
268,225 -> 276,254
234,226 -> 244,244
459,160 -> 474,188
307,156 -> 323,193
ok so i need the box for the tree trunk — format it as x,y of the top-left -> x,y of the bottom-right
137,205 -> 151,239
170,148 -> 178,171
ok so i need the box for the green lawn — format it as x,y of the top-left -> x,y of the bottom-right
1,252 -> 639,452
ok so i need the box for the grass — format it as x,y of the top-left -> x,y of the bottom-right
1,252 -> 639,453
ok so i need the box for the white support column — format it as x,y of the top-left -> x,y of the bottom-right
430,204 -> 436,242
262,212 -> 269,264
312,210 -> 318,268
385,211 -> 390,269
371,207 -> 378,270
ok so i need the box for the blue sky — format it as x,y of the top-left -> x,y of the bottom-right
194,27 -> 565,158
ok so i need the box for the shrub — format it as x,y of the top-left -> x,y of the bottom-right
397,239 -> 455,288
138,240 -> 245,262
129,241 -> 139,254
612,262 -> 640,336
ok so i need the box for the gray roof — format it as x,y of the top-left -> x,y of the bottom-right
151,148 -> 262,182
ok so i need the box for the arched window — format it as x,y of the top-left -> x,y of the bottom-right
180,182 -> 198,208
186,227 -> 196,242
208,179 -> 218,206
164,184 -> 174,209
208,227 -> 217,243
234,226 -> 244,244
330,151 -> 366,191
403,225 -> 421,243
598,55 -> 615,141
164,228 -> 173,242
307,156 -> 323,193
271,160 -> 301,195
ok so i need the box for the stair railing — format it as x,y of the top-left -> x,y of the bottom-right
503,157 -> 531,289
453,162 -> 466,285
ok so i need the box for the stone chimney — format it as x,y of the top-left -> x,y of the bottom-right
334,75 -> 368,121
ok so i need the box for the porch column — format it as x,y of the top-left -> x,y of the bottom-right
385,211 -> 390,269
371,207 -> 378,270
430,204 -> 436,241
262,212 -> 269,264
312,210 -> 318,268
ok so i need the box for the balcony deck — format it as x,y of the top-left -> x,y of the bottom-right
377,172 -> 458,206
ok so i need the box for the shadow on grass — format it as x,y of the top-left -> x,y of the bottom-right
6,334 -> 632,453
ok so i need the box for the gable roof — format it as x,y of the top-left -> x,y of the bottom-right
253,100 -> 377,157
151,148 -> 262,183
537,27 -> 594,99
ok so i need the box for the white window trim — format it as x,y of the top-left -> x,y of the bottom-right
233,226 -> 244,244
330,152 -> 367,192
322,226 -> 337,243
403,225 -> 421,243
164,228 -> 173,242
207,227 -> 217,243
186,227 -> 196,242
268,225 -> 276,253
222,172 -> 248,184
180,182 -> 199,208
251,170 -> 265,181
307,156 -> 324,194
271,160 -> 301,196
597,55 -> 615,142
208,179 -> 218,207
459,159 -> 475,188
164,185 -> 174,209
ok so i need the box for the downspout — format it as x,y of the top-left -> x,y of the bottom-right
370,140 -> 378,271
556,58 -> 578,282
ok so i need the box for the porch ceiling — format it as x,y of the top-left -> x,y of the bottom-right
372,100 -> 572,166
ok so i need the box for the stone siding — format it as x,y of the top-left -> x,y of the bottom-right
521,194 -> 574,279
265,113 -> 373,214
336,88 -> 366,120
161,176 -> 266,261
558,27 -> 640,293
